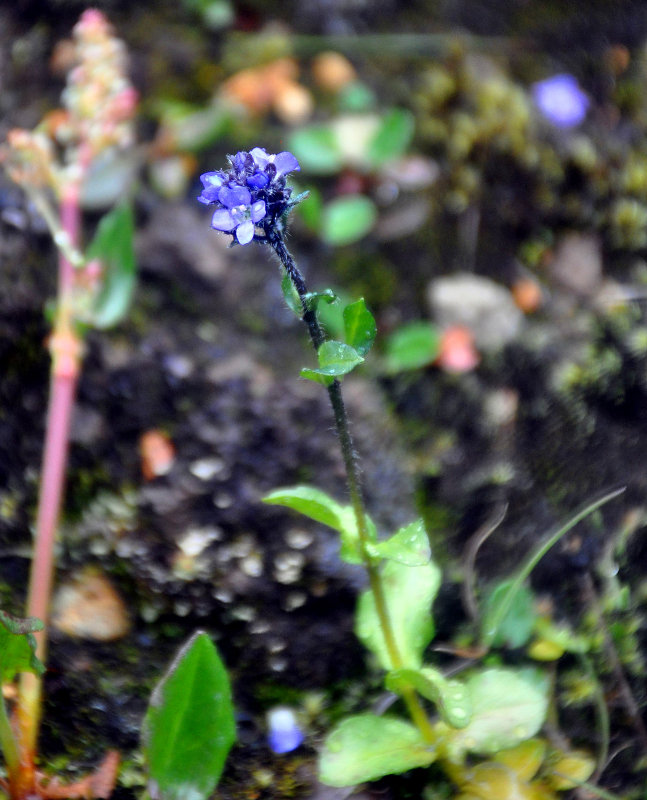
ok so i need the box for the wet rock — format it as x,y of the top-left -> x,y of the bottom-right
52,567 -> 131,641
427,272 -> 524,351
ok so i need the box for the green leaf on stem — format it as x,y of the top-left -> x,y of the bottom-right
319,714 -> 437,787
343,298 -> 376,357
447,667 -> 549,756
365,519 -> 430,566
0,611 -> 44,682
262,485 -> 376,565
367,108 -> 415,167
280,271 -> 302,316
321,195 -> 377,246
355,559 -> 441,670
142,631 -> 235,800
304,289 -> 338,312
384,321 -> 440,373
86,202 -> 136,329
385,667 -> 471,729
263,486 -> 347,532
300,340 -> 364,383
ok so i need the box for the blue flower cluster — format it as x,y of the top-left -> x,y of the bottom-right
198,148 -> 300,245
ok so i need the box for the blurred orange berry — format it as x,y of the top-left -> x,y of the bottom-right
436,325 -> 479,373
512,278 -> 543,313
139,429 -> 175,480
312,51 -> 356,91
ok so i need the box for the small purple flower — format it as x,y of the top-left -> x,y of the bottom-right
210,184 -> 266,245
532,74 -> 589,128
266,707 -> 304,754
198,147 -> 302,245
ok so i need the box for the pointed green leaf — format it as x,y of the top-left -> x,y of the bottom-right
86,202 -> 136,329
142,631 -> 235,800
367,109 -> 415,167
355,559 -> 441,670
281,271 -> 302,316
319,715 -> 437,787
300,340 -> 364,382
384,322 -> 441,373
321,195 -> 377,246
0,611 -> 44,683
481,580 -> 536,649
343,299 -> 376,358
449,667 -> 549,756
366,519 -> 430,566
262,486 -> 376,565
385,667 -> 471,729
263,486 -> 347,532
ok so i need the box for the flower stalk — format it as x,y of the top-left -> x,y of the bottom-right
199,146 -> 436,743
1,10 -> 137,797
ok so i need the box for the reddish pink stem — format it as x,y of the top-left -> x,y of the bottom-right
13,186 -> 83,799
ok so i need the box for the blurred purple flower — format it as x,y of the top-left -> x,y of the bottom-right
267,707 -> 304,754
532,74 -> 589,128
198,147 -> 301,245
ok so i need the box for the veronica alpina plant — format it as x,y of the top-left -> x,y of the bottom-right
198,147 -> 630,798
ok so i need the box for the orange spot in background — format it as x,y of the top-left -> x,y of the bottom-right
139,429 -> 175,480
512,277 -> 543,313
436,325 -> 479,373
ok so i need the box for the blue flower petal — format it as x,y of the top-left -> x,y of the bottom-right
273,151 -> 300,177
250,199 -> 266,223
211,208 -> 236,231
250,147 -> 271,168
200,171 -> 225,188
197,186 -> 221,204
247,171 -> 270,190
219,184 -> 251,208
236,219 -> 255,244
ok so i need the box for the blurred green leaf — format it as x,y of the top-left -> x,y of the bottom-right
182,0 -> 234,29
384,321 -> 440,373
386,667 -> 472,729
449,667 -> 549,756
367,108 -> 415,167
0,611 -> 44,683
296,185 -> 324,231
337,82 -> 377,112
366,519 -> 430,566
86,202 -> 136,329
288,126 -> 343,174
482,580 -> 536,649
343,298 -> 376,357
319,714 -> 437,786
356,558 -> 441,670
321,195 -> 377,246
301,340 -> 364,382
142,631 -> 235,800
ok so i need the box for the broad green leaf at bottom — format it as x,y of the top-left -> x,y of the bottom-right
319,714 -> 437,786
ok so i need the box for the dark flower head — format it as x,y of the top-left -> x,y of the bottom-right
198,147 -> 301,245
